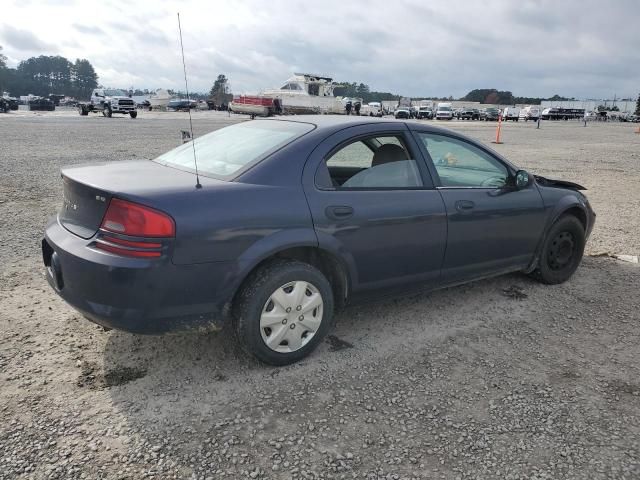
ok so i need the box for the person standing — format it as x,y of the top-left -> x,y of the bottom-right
345,100 -> 352,115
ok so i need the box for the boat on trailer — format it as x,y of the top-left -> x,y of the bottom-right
148,89 -> 172,109
261,73 -> 345,114
229,95 -> 282,117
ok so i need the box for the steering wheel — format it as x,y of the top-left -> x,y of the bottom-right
481,176 -> 506,187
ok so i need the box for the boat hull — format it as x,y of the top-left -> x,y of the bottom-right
261,91 -> 345,115
229,102 -> 270,116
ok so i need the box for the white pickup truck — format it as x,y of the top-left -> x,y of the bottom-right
435,102 -> 454,120
502,106 -> 521,121
78,89 -> 138,118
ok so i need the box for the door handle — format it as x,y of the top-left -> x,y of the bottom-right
455,200 -> 475,212
326,205 -> 354,220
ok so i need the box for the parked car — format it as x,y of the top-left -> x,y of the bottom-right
394,107 -> 410,119
28,97 -> 55,111
78,89 -> 137,118
43,116 -> 595,365
416,106 -> 433,119
481,107 -> 500,121
502,107 -> 521,121
459,108 -> 480,120
519,106 -> 541,122
1,94 -> 19,110
436,103 -> 454,120
167,99 -> 197,111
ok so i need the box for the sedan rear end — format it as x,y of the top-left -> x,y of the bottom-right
43,161 -> 235,333
43,120 -> 315,334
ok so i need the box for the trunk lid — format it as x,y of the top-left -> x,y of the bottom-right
58,160 -> 221,239
59,175 -> 112,239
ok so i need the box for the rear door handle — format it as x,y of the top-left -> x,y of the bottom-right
326,205 -> 354,220
455,200 -> 475,212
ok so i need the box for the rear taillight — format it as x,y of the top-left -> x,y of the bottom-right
95,198 -> 174,258
100,198 -> 175,237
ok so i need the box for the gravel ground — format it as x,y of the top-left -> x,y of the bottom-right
1,110 -> 639,479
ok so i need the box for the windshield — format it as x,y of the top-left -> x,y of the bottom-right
154,120 -> 314,179
104,89 -> 127,96
438,106 -> 452,111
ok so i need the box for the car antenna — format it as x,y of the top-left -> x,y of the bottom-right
177,12 -> 202,189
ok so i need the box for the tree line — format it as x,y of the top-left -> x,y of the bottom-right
328,83 -> 582,105
0,46 -> 98,100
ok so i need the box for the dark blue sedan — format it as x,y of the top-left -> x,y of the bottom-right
43,116 -> 595,365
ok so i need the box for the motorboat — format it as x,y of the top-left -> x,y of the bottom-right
260,73 -> 345,114
229,95 -> 281,117
149,89 -> 172,109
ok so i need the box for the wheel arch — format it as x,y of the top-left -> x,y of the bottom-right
228,245 -> 352,317
525,198 -> 589,273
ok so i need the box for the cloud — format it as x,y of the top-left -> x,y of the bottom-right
0,24 -> 57,52
1,0 -> 639,98
72,24 -> 106,36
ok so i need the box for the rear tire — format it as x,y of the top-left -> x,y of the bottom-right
233,260 -> 334,366
530,215 -> 585,285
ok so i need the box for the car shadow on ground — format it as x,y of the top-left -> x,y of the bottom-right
101,267 -> 552,412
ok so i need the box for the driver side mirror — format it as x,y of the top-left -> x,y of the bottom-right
515,170 -> 530,189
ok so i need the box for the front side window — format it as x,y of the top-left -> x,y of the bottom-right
319,135 -> 422,189
154,120 -> 313,179
418,133 -> 509,188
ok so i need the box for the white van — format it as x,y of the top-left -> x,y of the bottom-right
518,106 -> 541,121
502,106 -> 521,121
436,102 -> 453,120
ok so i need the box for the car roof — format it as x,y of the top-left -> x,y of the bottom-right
239,115 -> 519,183
251,115 -> 497,147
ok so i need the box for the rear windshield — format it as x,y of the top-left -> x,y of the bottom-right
154,120 -> 314,179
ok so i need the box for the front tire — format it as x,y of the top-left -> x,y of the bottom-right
531,215 -> 585,284
233,260 -> 334,366
129,111 -> 137,119
103,105 -> 112,117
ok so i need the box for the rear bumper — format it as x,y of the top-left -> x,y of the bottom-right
43,217 -> 238,334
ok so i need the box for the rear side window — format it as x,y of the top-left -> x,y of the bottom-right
154,120 -> 313,179
317,135 -> 423,189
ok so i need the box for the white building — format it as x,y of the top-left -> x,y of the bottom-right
540,99 -> 636,114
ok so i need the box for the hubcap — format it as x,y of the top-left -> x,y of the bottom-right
548,231 -> 575,270
260,281 -> 323,353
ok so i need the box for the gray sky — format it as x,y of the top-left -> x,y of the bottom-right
1,0 -> 638,99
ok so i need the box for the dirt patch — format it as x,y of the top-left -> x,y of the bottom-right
607,379 -> 640,396
502,284 -> 528,300
326,334 -> 354,351
77,361 -> 147,389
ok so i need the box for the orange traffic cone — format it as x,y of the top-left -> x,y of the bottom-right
492,113 -> 503,144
